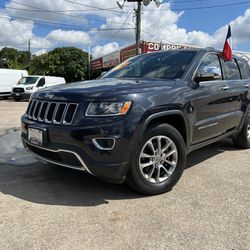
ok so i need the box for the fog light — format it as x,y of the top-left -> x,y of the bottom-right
92,137 -> 116,150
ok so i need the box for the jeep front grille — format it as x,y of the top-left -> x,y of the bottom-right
25,99 -> 78,125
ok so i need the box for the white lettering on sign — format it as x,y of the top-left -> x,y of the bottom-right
147,42 -> 191,52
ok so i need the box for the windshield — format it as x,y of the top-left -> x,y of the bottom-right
103,50 -> 197,80
18,77 -> 39,85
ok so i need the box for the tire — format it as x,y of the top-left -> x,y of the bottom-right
14,98 -> 21,101
126,124 -> 187,195
233,115 -> 250,149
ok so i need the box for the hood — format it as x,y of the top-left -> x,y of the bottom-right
33,78 -> 175,101
13,84 -> 35,88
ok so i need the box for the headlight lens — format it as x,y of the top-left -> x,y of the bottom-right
26,86 -> 33,90
86,101 -> 132,116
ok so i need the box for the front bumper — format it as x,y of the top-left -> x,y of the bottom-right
11,92 -> 31,99
21,115 -> 136,183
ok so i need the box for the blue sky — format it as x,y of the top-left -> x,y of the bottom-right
0,0 -> 249,57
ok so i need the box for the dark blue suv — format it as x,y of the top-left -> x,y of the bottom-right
21,48 -> 250,194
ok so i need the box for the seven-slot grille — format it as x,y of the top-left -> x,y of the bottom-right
25,99 -> 78,125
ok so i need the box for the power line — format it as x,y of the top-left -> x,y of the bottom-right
141,29 -> 174,44
3,1 -> 134,26
63,0 -> 125,13
143,0 -> 250,11
104,13 -> 132,44
1,6 -> 133,26
0,14 -> 134,31
8,1 -> 87,22
11,0 -> 120,11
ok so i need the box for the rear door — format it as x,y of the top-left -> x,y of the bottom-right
236,58 -> 250,95
191,53 -> 244,144
219,58 -> 247,128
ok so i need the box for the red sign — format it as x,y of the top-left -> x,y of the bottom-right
144,41 -> 193,53
120,44 -> 136,62
91,58 -> 103,70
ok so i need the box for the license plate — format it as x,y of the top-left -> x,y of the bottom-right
15,93 -> 20,96
28,127 -> 43,146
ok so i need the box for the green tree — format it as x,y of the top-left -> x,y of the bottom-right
0,47 -> 30,69
0,46 -> 89,83
46,47 -> 89,82
28,53 -> 48,75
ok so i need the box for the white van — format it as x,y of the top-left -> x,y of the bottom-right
11,75 -> 66,101
0,69 -> 28,98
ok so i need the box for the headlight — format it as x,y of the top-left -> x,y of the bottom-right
26,86 -> 33,90
86,101 -> 132,116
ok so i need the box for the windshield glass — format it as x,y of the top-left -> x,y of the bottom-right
18,77 -> 39,85
103,50 -> 197,80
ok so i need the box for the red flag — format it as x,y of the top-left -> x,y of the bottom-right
222,25 -> 232,61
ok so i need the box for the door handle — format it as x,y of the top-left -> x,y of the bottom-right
244,84 -> 249,88
222,86 -> 230,90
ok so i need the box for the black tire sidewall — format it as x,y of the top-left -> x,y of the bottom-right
242,116 -> 250,147
233,115 -> 250,148
130,124 -> 186,194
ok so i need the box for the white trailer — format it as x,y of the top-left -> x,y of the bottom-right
0,69 -> 28,98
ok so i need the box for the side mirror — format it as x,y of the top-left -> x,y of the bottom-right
194,66 -> 222,83
195,73 -> 221,83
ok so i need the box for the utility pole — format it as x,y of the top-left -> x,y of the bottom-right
135,0 -> 142,55
88,43 -> 91,80
28,39 -> 31,61
117,0 -> 161,55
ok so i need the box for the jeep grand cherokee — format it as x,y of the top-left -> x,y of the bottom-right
21,48 -> 250,194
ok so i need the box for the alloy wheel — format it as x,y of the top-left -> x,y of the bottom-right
139,135 -> 178,183
247,119 -> 250,141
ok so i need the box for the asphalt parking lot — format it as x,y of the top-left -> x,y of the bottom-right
0,99 -> 249,250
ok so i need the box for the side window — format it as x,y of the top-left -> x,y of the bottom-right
37,78 -> 45,87
237,59 -> 250,79
195,54 -> 222,82
223,59 -> 241,80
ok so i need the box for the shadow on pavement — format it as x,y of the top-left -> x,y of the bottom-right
0,128 -> 241,207
186,138 -> 239,169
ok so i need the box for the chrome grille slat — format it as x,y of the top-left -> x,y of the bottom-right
54,103 -> 67,124
45,102 -> 56,123
25,99 -> 78,125
51,103 -> 60,123
32,101 -> 39,120
63,104 -> 78,125
27,100 -> 36,118
37,102 -> 45,121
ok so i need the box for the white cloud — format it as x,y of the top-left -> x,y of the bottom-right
0,13 -> 33,47
33,49 -> 47,56
46,29 -> 90,45
0,0 -> 250,57
92,42 -> 120,58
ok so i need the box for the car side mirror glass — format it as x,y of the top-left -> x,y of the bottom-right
194,66 -> 222,83
195,73 -> 221,83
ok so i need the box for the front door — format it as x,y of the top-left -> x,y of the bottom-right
190,53 -> 244,144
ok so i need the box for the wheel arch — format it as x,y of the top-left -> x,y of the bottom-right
141,110 -> 190,147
